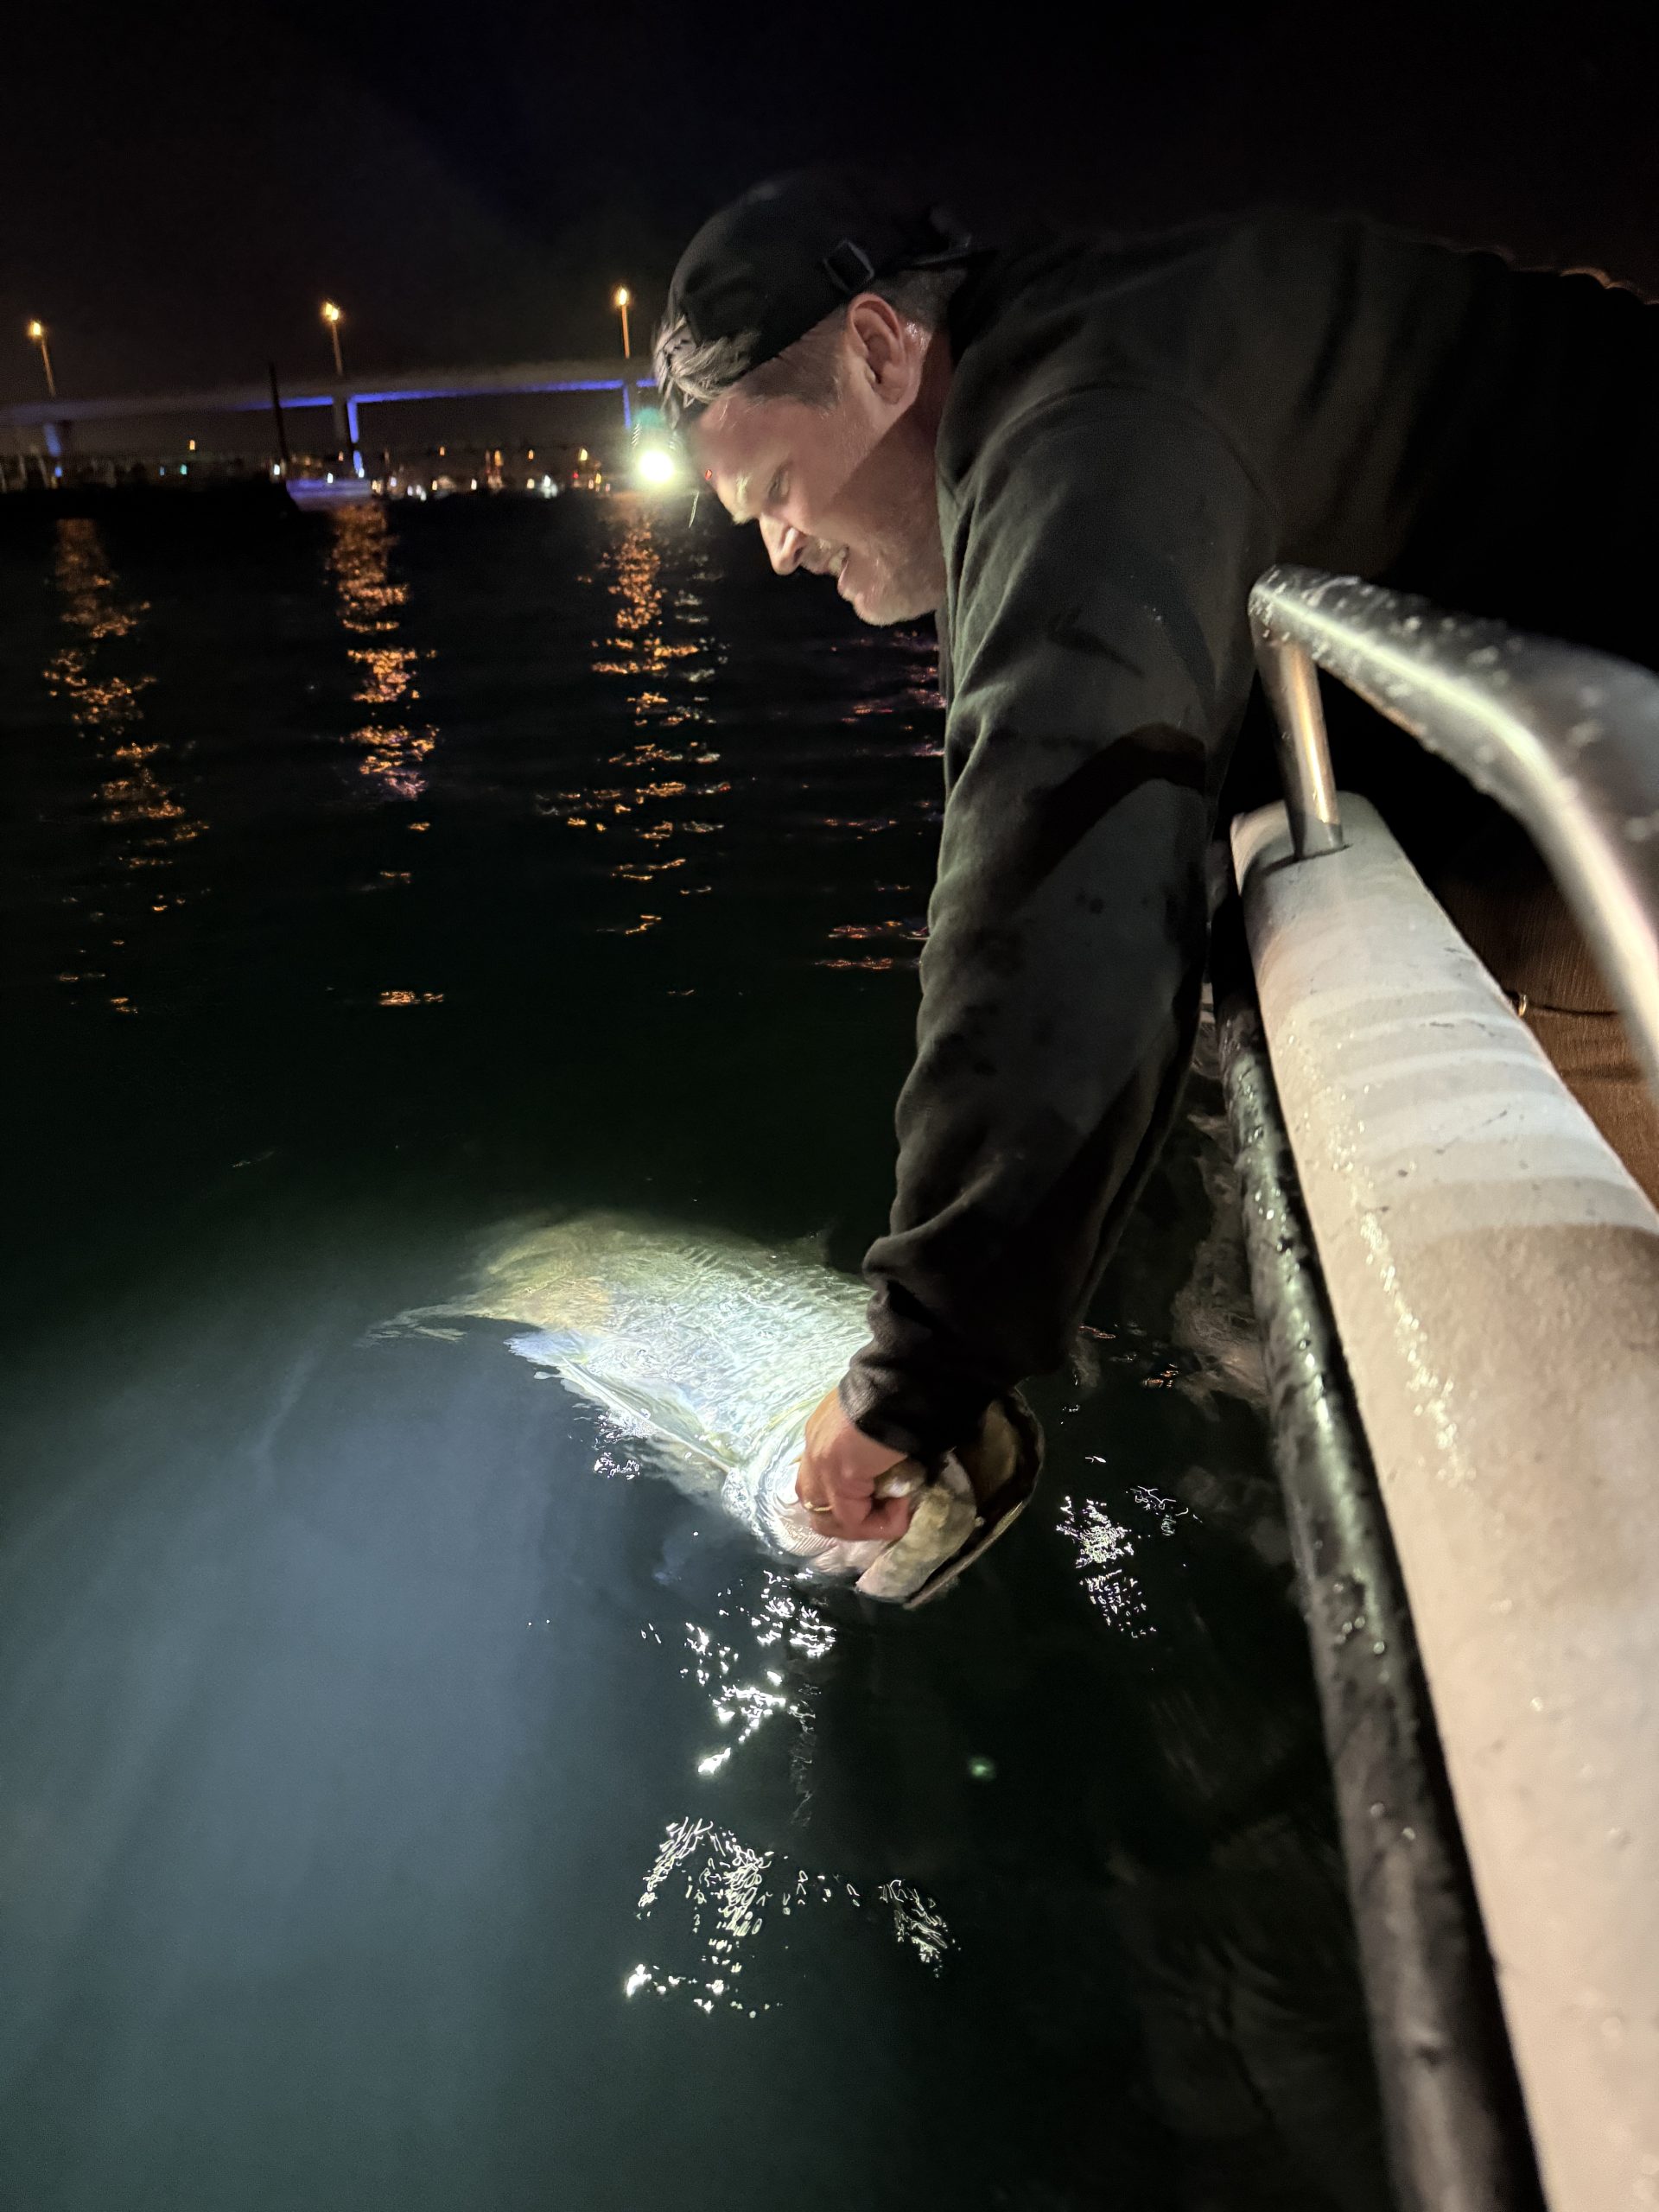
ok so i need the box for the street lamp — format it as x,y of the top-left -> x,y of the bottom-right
26,319 -> 55,398
613,287 -> 632,359
321,299 -> 345,378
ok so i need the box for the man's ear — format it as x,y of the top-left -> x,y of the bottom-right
844,295 -> 917,403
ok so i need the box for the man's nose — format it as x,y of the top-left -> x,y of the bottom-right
760,515 -> 805,575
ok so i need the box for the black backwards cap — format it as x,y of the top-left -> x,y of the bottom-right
653,167 -> 976,429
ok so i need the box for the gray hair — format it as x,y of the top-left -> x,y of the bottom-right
658,265 -> 964,421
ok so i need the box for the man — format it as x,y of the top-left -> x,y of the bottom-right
653,168 -> 1658,1557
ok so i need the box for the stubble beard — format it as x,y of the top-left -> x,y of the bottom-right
849,512 -> 946,627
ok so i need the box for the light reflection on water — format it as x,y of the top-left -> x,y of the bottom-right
628,1817 -> 953,2020
325,503 -> 435,802
537,509 -> 943,964
626,1567 -> 956,2018
1058,1484 -> 1190,1638
818,915 -> 929,974
43,517 -> 202,1007
535,511 -> 731,938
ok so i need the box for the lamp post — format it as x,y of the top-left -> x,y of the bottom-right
321,299 -> 345,378
26,320 -> 55,398
613,288 -> 634,433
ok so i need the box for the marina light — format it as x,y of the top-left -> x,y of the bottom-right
636,446 -> 677,489
613,286 -> 632,359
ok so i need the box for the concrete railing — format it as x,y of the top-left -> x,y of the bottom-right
1236,569 -> 1659,2212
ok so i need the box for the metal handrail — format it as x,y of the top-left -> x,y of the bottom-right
1249,564 -> 1659,1097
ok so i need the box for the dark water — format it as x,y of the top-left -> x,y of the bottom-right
0,491 -> 1389,2210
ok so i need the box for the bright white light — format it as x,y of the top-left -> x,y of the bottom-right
636,447 -> 677,489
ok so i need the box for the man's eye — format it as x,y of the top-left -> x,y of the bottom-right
768,473 -> 788,504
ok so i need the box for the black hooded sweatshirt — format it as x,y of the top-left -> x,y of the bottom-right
836,206 -> 1656,1459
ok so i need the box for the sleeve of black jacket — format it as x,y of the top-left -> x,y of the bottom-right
838,385 -> 1278,1460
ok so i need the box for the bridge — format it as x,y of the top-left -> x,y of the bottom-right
0,359 -> 660,461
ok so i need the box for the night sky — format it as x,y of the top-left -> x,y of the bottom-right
4,0 -> 1656,400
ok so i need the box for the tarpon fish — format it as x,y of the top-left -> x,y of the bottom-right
378,1212 -> 982,1600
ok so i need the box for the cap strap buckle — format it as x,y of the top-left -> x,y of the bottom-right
821,237 -> 876,296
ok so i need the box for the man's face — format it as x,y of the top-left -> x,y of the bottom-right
690,303 -> 947,626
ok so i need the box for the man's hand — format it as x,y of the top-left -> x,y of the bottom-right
796,1389 -> 915,1542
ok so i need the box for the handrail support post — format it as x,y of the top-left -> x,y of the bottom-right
1256,631 -> 1344,858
